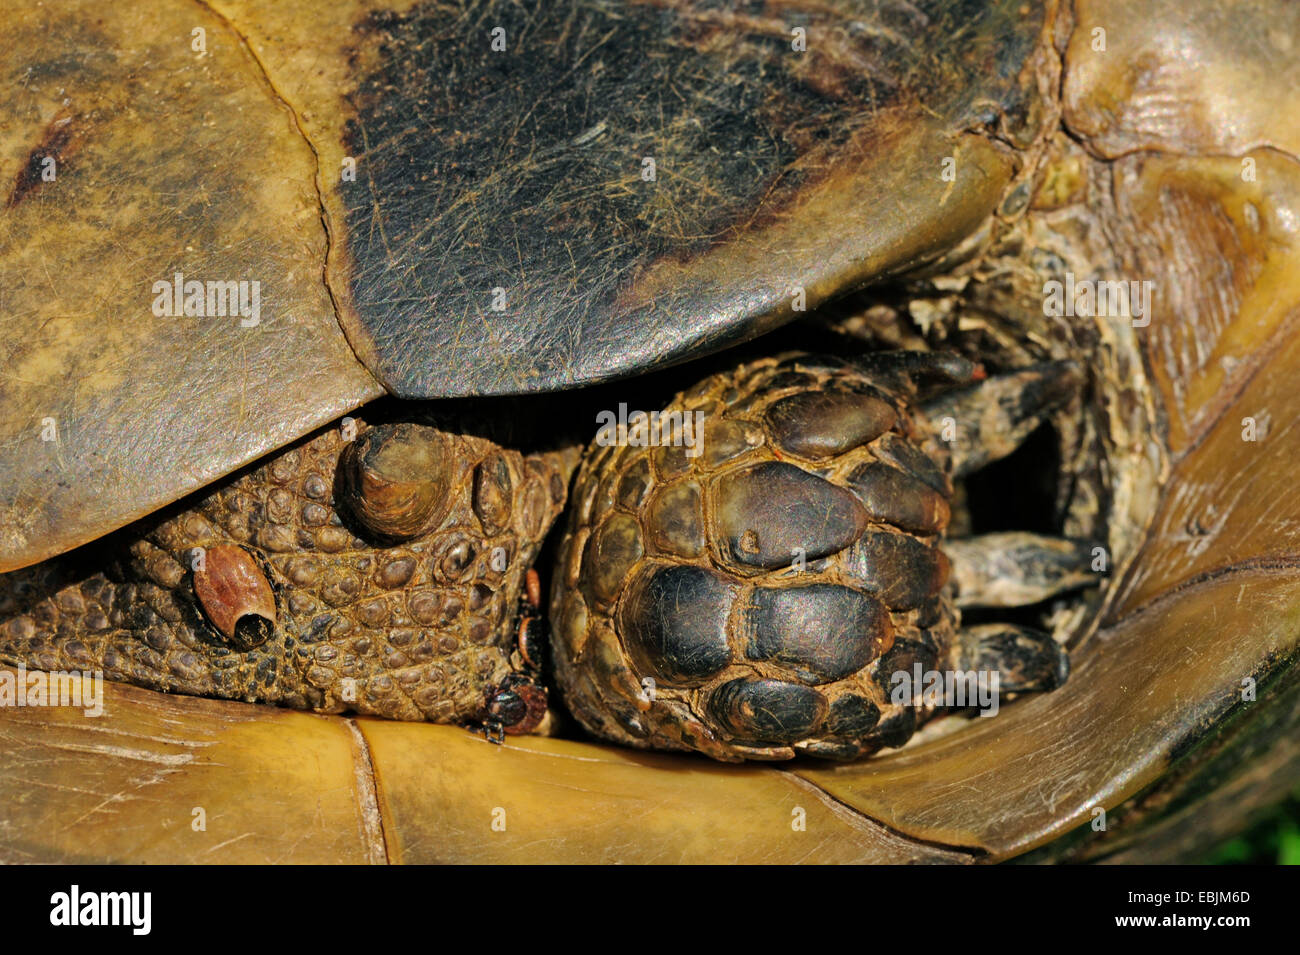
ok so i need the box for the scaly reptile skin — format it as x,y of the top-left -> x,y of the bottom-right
552,353 -> 962,762
0,417 -> 571,723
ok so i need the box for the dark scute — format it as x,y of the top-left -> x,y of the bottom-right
337,0 -> 1046,396
873,432 -> 952,495
708,678 -> 828,744
764,390 -> 896,460
867,707 -> 918,749
826,694 -> 882,737
714,462 -> 867,569
741,584 -> 892,683
617,564 -> 738,687
874,637 -> 942,700
846,461 -> 950,534
845,531 -> 949,610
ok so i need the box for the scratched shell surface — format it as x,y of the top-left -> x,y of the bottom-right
3,0 -> 1300,864
206,0 -> 1047,398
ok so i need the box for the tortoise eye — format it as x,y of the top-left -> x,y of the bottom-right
338,422 -> 454,541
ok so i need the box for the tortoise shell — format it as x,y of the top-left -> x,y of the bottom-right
2,0 -> 1300,864
0,0 -> 1047,572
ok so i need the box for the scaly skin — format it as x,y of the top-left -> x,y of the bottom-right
551,353 -> 967,762
0,417 -> 573,724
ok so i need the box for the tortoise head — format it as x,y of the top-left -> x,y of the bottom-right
0,415 -> 572,727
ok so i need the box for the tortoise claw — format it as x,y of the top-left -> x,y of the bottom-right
950,623 -> 1070,695
921,360 -> 1084,479
849,349 -> 985,398
944,532 -> 1101,608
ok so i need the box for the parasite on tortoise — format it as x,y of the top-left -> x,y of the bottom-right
478,568 -> 550,743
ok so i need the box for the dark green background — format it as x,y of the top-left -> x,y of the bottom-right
1203,790 -> 1300,864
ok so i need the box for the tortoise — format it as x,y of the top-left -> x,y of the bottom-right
0,0 -> 1090,760
0,0 -> 1298,862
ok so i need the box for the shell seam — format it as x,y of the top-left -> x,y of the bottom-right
1103,556 -> 1300,632
774,769 -> 986,862
344,718 -> 391,865
190,0 -> 382,391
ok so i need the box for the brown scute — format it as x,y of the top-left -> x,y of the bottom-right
643,481 -> 706,558
846,462 -> 951,535
740,584 -> 895,685
765,390 -> 897,459
583,513 -> 645,607
712,461 -> 868,570
845,531 -> 951,611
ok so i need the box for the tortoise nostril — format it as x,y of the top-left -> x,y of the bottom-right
338,422 -> 454,541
